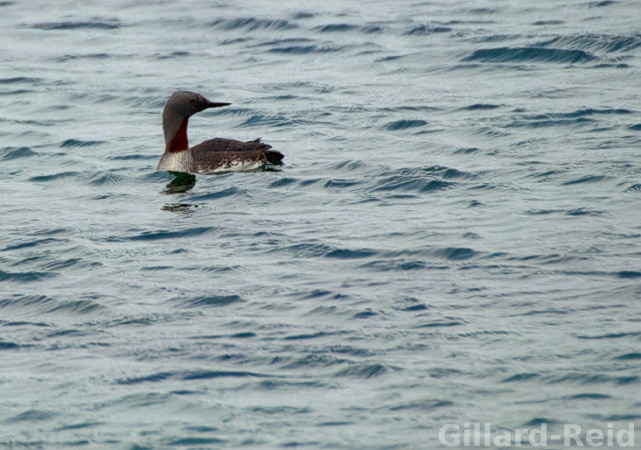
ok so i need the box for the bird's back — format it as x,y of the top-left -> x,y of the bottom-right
190,137 -> 283,173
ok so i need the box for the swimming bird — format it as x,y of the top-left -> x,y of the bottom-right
157,91 -> 283,174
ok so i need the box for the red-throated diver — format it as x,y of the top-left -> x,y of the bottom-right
157,91 -> 283,174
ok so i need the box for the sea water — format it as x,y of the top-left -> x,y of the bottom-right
1,0 -> 640,448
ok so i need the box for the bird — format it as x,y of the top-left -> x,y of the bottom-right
157,91 -> 283,174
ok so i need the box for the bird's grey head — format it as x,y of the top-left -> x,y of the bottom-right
163,91 -> 231,119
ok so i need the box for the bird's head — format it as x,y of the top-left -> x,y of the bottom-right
163,91 -> 231,119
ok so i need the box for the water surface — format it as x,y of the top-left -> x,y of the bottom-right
1,0 -> 641,448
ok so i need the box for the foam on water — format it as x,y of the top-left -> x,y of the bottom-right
1,0 -> 640,448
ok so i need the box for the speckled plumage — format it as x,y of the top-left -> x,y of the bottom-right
157,91 -> 283,174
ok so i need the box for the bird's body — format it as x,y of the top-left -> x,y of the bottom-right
157,91 -> 283,174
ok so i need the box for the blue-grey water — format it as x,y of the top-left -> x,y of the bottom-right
1,0 -> 641,448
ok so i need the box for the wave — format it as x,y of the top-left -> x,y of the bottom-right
0,269 -> 55,282
106,226 -> 217,242
31,19 -> 120,30
209,17 -> 297,31
235,113 -> 315,128
185,187 -> 244,201
56,53 -> 113,62
372,173 -> 455,194
314,23 -> 359,33
60,139 -> 106,148
388,399 -> 453,411
0,77 -> 43,84
532,20 -> 565,26
614,352 -> 641,360
1,146 -> 37,160
168,437 -> 227,446
508,108 -> 632,128
0,295 -> 104,315
536,33 -> 641,53
0,340 -> 20,349
384,119 -> 428,131
404,24 -> 452,35
334,363 -> 392,378
459,103 -> 500,111
180,295 -> 245,308
463,47 -> 597,64
267,44 -> 346,54
562,175 -> 612,185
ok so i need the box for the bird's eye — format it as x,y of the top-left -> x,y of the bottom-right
190,99 -> 196,104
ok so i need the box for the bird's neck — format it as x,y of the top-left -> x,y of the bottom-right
165,117 -> 189,153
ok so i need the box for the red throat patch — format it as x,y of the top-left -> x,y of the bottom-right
168,118 -> 189,152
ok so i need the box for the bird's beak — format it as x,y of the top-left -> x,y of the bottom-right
206,101 -> 231,108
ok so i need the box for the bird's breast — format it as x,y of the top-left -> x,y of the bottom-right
157,150 -> 194,172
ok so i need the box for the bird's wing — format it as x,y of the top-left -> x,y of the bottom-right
191,137 -> 272,153
190,138 -> 282,173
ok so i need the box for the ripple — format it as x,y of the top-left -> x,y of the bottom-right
180,295 -> 245,308
284,331 -> 337,341
508,108 -> 630,128
60,139 -> 106,148
562,175 -> 611,185
267,44 -> 345,54
589,0 -> 617,7
6,410 -> 57,423
56,53 -> 113,63
383,119 -> 428,131
1,238 -> 64,252
117,371 -> 174,385
433,247 -> 480,260
31,19 -> 120,30
29,171 -> 79,182
184,187 -> 243,201
577,332 -> 641,340
617,270 -> 641,279
236,114 -> 299,128
0,270 -> 55,282
502,373 -> 539,383
277,242 -> 377,260
613,352 -> 641,360
536,33 -> 641,53
415,320 -> 465,328
334,363 -> 392,378
373,175 -> 454,194
1,146 -> 37,160
154,50 -> 192,60
168,437 -> 227,446
109,154 -> 157,161
325,248 -> 377,259
0,77 -> 43,84
567,393 -> 611,400
46,299 -> 105,315
181,370 -> 270,380
358,259 -> 430,271
463,47 -> 597,64
532,20 -> 565,26
0,340 -> 20,349
544,373 -> 639,385
404,24 -> 452,35
209,17 -> 297,31
313,23 -> 359,33
460,103 -> 500,111
107,227 -> 217,242
388,399 -> 453,411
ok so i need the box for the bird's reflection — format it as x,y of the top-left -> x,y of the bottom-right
161,202 -> 199,213
162,172 -> 197,213
163,171 -> 196,194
